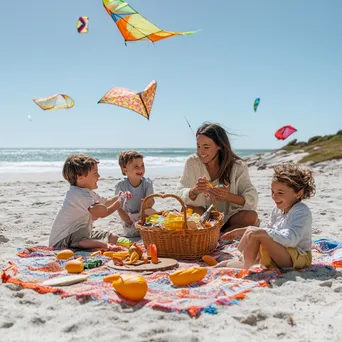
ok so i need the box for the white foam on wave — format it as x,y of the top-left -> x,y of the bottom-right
0,161 -> 65,173
0,156 -> 188,173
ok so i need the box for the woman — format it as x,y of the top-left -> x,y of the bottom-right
177,122 -> 259,232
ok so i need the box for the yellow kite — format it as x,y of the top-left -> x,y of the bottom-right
33,94 -> 74,110
98,80 -> 157,120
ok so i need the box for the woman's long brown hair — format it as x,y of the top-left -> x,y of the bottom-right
196,122 -> 241,184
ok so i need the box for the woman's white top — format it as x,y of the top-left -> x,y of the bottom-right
177,153 -> 258,222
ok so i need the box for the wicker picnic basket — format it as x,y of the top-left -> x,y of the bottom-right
136,194 -> 224,260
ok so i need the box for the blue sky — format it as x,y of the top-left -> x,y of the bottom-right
0,0 -> 341,149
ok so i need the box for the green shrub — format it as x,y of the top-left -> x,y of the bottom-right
286,139 -> 297,146
295,142 -> 307,147
308,136 -> 322,144
329,135 -> 342,142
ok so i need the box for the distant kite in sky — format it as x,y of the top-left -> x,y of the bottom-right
76,16 -> 89,33
102,0 -> 199,44
98,80 -> 157,120
33,94 -> 75,110
254,98 -> 260,112
275,125 -> 297,140
28,115 -> 32,122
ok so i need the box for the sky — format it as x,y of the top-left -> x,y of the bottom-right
0,0 -> 341,149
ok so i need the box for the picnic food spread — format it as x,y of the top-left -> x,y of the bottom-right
53,240 -> 213,302
144,208 -> 216,230
126,244 -> 144,265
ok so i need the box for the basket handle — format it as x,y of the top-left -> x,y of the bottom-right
140,193 -> 188,229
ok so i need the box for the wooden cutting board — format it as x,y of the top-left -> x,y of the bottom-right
107,257 -> 179,272
41,274 -> 88,287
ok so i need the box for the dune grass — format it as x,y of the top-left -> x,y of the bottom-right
281,133 -> 342,164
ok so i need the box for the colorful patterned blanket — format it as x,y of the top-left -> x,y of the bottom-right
1,238 -> 341,317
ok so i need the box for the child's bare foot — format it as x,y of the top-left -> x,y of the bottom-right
213,259 -> 244,269
108,233 -> 119,245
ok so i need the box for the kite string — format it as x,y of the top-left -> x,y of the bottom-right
184,116 -> 195,136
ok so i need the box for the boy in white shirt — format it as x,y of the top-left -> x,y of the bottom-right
49,154 -> 130,249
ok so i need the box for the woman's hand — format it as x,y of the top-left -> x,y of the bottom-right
208,186 -> 230,202
189,177 -> 210,200
194,176 -> 211,194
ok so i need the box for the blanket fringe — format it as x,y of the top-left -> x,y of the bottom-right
2,275 -> 60,294
1,270 -> 11,283
1,261 -> 18,283
1,261 -> 59,294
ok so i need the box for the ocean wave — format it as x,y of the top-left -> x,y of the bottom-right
0,148 -> 271,174
0,148 -> 196,162
0,156 -> 188,173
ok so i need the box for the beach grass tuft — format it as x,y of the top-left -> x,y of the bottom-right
281,131 -> 342,164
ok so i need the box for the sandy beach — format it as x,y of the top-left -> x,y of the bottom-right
1,150 -> 342,342
3,0 -> 342,339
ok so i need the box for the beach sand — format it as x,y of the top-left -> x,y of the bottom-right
1,151 -> 342,341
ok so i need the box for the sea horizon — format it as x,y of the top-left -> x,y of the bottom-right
0,147 -> 273,183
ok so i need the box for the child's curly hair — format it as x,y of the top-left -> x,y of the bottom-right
63,154 -> 99,186
118,150 -> 144,176
272,162 -> 316,200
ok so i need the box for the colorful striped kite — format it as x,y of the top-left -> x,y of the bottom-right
102,0 -> 199,44
98,80 -> 157,120
76,16 -> 89,33
33,94 -> 75,110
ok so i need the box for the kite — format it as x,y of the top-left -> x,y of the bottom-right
102,0 -> 199,44
28,115 -> 32,122
275,125 -> 297,140
254,98 -> 260,112
33,94 -> 75,111
76,16 -> 89,33
98,80 -> 157,120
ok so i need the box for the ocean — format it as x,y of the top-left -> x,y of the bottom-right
0,148 -> 272,181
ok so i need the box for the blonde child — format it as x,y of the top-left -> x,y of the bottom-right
115,150 -> 156,237
221,162 -> 316,269
49,154 -> 130,250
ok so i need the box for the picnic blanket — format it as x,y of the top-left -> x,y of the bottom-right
1,238 -> 341,317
